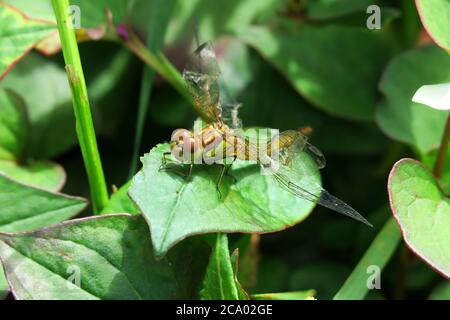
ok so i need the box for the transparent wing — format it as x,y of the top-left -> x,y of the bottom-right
183,41 -> 222,123
221,103 -> 243,129
268,130 -> 371,226
270,130 -> 326,169
272,171 -> 372,227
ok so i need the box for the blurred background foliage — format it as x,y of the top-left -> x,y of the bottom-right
0,0 -> 449,299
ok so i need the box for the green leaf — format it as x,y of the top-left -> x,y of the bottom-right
72,0 -> 128,28
129,143 -> 319,258
429,281 -> 450,300
388,158 -> 450,279
165,0 -> 280,44
252,290 -> 316,300
240,25 -> 394,120
333,216 -> 401,300
0,264 -> 7,299
101,181 -> 140,215
200,234 -> 240,300
305,0 -> 372,20
1,0 -> 55,22
0,3 -> 55,79
0,214 -> 211,300
422,149 -> 450,194
235,49 -> 388,156
416,0 -> 450,51
376,46 -> 450,154
0,160 -> 66,192
1,53 -> 73,158
0,88 -> 28,161
0,173 -> 86,233
230,249 -> 250,300
1,50 -> 130,158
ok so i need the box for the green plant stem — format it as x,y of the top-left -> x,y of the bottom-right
333,214 -> 401,300
128,0 -> 175,179
433,114 -> 450,178
52,0 -> 109,213
123,29 -> 213,123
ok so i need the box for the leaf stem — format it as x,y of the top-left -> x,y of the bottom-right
128,0 -> 175,178
433,114 -> 450,178
333,214 -> 401,300
121,27 -> 213,123
52,0 -> 109,213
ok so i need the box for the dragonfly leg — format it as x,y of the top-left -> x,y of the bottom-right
159,165 -> 189,178
215,165 -> 227,199
159,152 -> 172,171
159,152 -> 193,180
224,156 -> 237,183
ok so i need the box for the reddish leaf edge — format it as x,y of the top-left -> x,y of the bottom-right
0,213 -> 138,300
0,2 -> 56,81
387,157 -> 450,279
415,0 -> 450,52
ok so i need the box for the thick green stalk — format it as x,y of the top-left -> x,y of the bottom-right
333,213 -> 401,300
52,0 -> 108,213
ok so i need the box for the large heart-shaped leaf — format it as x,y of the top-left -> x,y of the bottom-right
0,160 -> 66,192
129,143 -> 320,258
416,0 -> 450,51
1,53 -> 73,158
388,158 -> 450,279
0,3 -> 55,79
0,88 -> 28,161
0,172 -> 86,297
235,49 -> 388,156
240,25 -> 394,120
376,46 -> 450,154
0,214 -> 211,300
0,173 -> 86,233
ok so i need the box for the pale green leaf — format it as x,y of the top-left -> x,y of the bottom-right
0,214 -> 210,300
0,173 -> 86,233
0,160 -> 66,192
0,88 -> 28,161
129,143 -> 319,258
388,158 -> 450,279
0,3 -> 55,79
200,234 -> 239,300
241,25 -> 394,120
416,0 -> 450,51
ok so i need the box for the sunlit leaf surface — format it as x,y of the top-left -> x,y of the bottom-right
129,143 -> 320,258
388,159 -> 450,279
416,0 -> 450,51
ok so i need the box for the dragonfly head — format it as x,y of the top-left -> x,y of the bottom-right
170,129 -> 198,162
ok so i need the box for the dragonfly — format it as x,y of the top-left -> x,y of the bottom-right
161,41 -> 372,227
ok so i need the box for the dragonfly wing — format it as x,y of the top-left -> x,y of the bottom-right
221,102 -> 243,129
183,41 -> 222,123
273,171 -> 372,227
272,130 -> 326,169
305,142 -> 326,169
